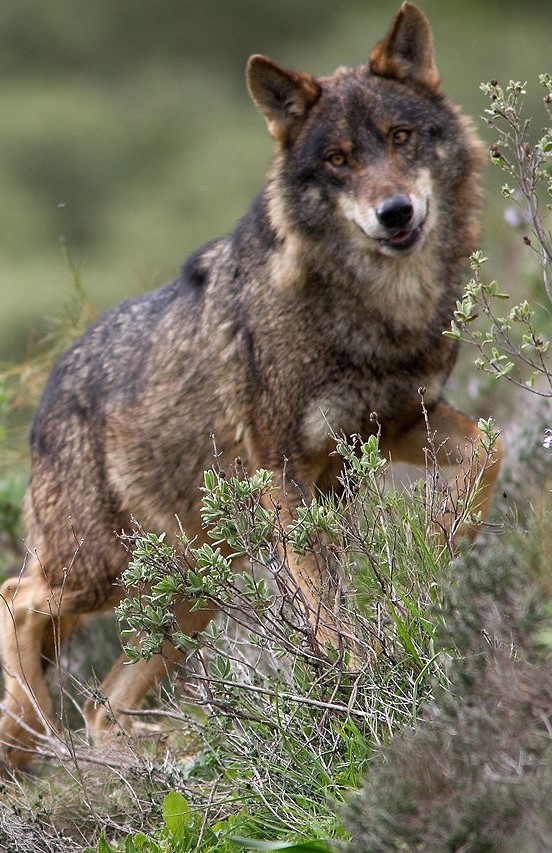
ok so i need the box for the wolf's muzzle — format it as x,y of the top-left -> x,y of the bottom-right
375,194 -> 427,254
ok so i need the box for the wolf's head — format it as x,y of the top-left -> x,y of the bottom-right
247,2 -> 483,266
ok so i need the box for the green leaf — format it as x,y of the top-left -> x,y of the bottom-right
204,468 -> 216,491
387,600 -> 424,670
444,320 -> 461,339
162,790 -> 190,840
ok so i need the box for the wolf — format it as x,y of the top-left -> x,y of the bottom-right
0,2 -> 502,768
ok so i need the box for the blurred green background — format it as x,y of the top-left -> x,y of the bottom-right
0,0 -> 550,362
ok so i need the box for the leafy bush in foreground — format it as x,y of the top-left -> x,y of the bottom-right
343,505 -> 552,851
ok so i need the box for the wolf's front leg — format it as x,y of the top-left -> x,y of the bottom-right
83,598 -> 216,747
254,458 -> 356,662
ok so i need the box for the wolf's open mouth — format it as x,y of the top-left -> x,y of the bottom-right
379,225 -> 424,253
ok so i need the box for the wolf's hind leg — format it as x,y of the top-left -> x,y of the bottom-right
0,558 -> 58,768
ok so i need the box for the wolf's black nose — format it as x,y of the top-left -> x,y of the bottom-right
376,195 -> 414,230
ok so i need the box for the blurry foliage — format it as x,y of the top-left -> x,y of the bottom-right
343,498 -> 552,852
0,0 -> 550,364
0,2 -> 341,82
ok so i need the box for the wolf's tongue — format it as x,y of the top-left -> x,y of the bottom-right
388,229 -> 414,245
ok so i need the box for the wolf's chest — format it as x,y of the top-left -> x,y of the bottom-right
298,344 -> 446,456
298,372 -> 396,456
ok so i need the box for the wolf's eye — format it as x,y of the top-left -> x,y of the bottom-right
391,128 -> 412,146
325,150 -> 347,167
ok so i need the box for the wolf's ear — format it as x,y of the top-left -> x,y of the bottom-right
369,2 -> 440,93
247,55 -> 321,145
